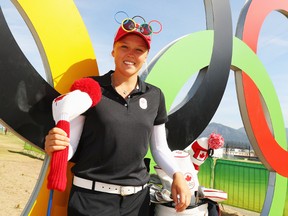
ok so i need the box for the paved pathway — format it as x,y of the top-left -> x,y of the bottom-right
222,205 -> 260,216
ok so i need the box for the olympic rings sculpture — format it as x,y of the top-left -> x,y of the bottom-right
0,0 -> 287,215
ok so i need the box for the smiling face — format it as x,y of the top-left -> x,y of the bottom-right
112,34 -> 149,78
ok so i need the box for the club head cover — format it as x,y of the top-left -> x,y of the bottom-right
47,78 -> 101,191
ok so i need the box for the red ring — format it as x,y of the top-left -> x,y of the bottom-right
242,0 -> 288,176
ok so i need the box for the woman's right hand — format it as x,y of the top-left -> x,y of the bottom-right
44,127 -> 70,156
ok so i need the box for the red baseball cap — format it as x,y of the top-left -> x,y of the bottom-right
114,26 -> 151,49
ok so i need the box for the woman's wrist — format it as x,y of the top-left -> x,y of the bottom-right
173,171 -> 184,180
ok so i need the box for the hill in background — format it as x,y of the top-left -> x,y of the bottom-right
199,122 -> 288,149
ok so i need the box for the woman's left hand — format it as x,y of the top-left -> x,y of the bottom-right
171,172 -> 191,212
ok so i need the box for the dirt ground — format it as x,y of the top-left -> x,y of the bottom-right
0,133 -> 43,216
0,132 -> 259,216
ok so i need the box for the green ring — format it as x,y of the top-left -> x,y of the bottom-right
146,30 -> 287,215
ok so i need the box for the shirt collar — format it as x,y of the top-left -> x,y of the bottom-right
99,70 -> 148,93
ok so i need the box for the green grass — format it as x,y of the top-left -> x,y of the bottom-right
0,131 -> 45,158
23,142 -> 44,154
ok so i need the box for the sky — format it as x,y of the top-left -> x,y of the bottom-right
0,0 -> 287,130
